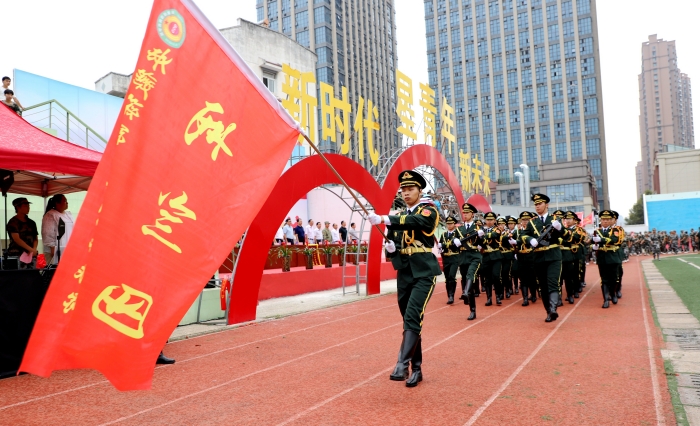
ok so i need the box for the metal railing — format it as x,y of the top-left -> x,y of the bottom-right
21,100 -> 108,152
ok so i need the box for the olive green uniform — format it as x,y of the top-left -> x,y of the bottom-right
560,225 -> 583,303
481,226 -> 504,305
512,226 -> 537,304
386,203 -> 441,333
593,227 -> 622,305
439,228 -> 462,300
458,222 -> 482,295
500,230 -> 515,299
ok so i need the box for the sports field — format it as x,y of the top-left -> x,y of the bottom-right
0,256 -> 675,425
654,254 -> 700,323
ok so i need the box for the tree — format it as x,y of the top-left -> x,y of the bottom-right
626,190 -> 653,225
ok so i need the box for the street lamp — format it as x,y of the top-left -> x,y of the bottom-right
514,171 -> 525,207
552,191 -> 565,211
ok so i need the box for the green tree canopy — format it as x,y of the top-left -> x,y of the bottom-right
626,190 -> 653,225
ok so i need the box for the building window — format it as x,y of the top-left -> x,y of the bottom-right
550,62 -> 562,80
569,99 -> 579,117
589,158 -> 602,176
453,46 -> 462,63
492,37 -> 502,54
317,67 -> 334,84
504,15 -> 514,32
295,10 -> 309,29
586,138 -> 600,156
262,72 -> 276,93
483,114 -> 493,131
556,142 -> 567,160
578,17 -> 592,35
471,135 -> 481,151
584,98 -> 598,115
511,128 -> 522,145
526,126 -> 536,142
426,18 -> 435,34
499,149 -> 509,166
257,6 -> 264,21
512,147 -> 522,164
524,106 -> 535,124
580,37 -> 593,55
540,124 -> 551,141
585,118 -> 599,135
494,74 -> 504,91
561,0 -> 574,18
555,122 -> 566,139
518,12 -> 529,30
509,90 -> 519,106
491,19 -> 501,35
539,105 -> 549,120
316,46 -> 332,64
493,55 -> 503,72
451,27 -> 461,44
427,35 -> 435,50
552,82 -> 564,99
537,84 -> 549,102
484,133 -> 494,149
571,140 -> 582,158
505,35 -> 516,51
581,57 -> 595,76
466,61 -> 476,77
548,24 -> 559,41
282,16 -> 291,33
268,1 -> 278,18
296,30 -> 310,47
313,6 -> 331,24
541,144 -> 552,162
314,26 -> 332,43
553,102 -> 564,119
497,131 -> 508,146
546,4 -> 558,22
526,146 -> 537,163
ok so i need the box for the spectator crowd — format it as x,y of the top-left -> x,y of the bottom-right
274,216 -> 362,245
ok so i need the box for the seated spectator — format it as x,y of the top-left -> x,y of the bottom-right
41,194 -> 75,265
331,223 -> 340,243
314,222 -> 323,244
339,221 -> 348,242
6,197 -> 38,269
1,76 -> 23,110
293,219 -> 305,245
2,89 -> 22,115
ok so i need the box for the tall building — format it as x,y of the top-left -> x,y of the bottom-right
425,0 -> 609,212
257,0 -> 399,173
637,34 -> 695,198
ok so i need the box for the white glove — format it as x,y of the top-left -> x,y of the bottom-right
477,229 -> 484,237
385,240 -> 396,253
477,245 -> 482,250
592,244 -> 599,251
367,213 -> 383,226
438,243 -> 442,249
592,235 -> 601,242
514,254 -> 518,260
530,238 -> 539,248
508,238 -> 517,245
453,238 -> 462,247
552,220 -> 562,231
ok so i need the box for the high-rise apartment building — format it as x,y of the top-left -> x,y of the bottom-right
425,0 -> 609,212
257,0 -> 399,173
637,35 -> 694,198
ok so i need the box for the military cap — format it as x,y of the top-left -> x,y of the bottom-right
573,212 -> 582,222
398,169 -> 427,189
519,211 -> 533,220
483,212 -> 498,220
564,211 -> 577,220
611,211 -> 619,219
445,215 -> 458,224
599,210 -> 614,219
531,193 -> 550,204
552,209 -> 565,217
462,202 -> 478,213
507,216 -> 518,224
497,216 -> 507,224
474,219 -> 484,226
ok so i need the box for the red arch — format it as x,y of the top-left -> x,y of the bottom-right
228,145 -> 466,324
228,155 -> 383,324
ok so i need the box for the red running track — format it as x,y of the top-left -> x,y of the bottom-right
0,256 -> 676,425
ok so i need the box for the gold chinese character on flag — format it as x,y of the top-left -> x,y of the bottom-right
117,125 -> 129,145
147,48 -> 172,74
440,97 -> 455,154
141,191 -> 197,254
62,292 -> 78,314
92,284 -> 153,339
353,96 -> 381,166
133,69 -> 157,100
124,94 -> 143,120
395,70 -> 417,140
281,64 -> 316,144
184,102 -> 235,161
419,83 -> 436,146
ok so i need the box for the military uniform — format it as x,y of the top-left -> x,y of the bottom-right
456,203 -> 483,320
518,194 -> 566,322
512,211 -> 537,306
560,211 -> 583,304
376,170 -> 441,388
498,217 -> 515,300
612,211 -> 625,299
439,216 -> 462,304
481,212 -> 504,306
572,214 -> 587,295
592,210 -> 622,308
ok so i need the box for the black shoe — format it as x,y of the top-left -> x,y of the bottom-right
156,352 -> 175,365
521,287 -> 529,306
567,296 -> 574,304
406,337 -> 422,388
406,370 -> 423,387
390,330 -> 420,381
485,298 -> 492,306
616,291 -> 622,299
467,310 -> 476,320
505,290 -> 511,299
574,293 -> 579,299
522,299 -> 529,306
548,293 -> 559,322
474,292 -> 480,297
602,300 -> 609,308
545,313 -> 554,322
496,297 -> 502,305
611,293 -> 618,304
530,296 -> 537,303
582,282 -> 587,287
447,293 -> 454,304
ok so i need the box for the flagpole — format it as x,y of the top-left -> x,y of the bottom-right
300,132 -> 391,243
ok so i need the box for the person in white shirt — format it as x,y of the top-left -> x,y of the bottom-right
313,222 -> 323,244
282,218 -> 296,244
41,194 -> 74,265
331,223 -> 340,243
274,225 -> 284,244
304,219 -> 314,244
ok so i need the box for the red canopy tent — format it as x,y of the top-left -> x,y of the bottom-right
0,104 -> 102,196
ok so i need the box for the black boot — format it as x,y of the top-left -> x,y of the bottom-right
462,279 -> 473,305
513,277 -> 519,294
557,294 -> 564,307
611,290 -> 618,305
156,351 -> 175,365
485,283 -> 493,306
616,290 -> 622,299
459,279 -> 467,300
521,286 -> 529,306
447,292 -> 454,304
390,330 -> 420,381
567,295 -> 574,304
545,292 -> 559,322
406,337 -> 423,387
468,296 -> 476,320
602,284 -> 610,309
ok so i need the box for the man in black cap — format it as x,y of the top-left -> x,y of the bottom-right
591,210 -> 622,308
512,211 -> 536,305
439,216 -> 461,304
367,169 -> 441,388
7,197 -> 39,269
480,212 -> 504,306
498,216 -> 515,299
571,213 -> 587,297
612,211 -> 625,299
455,203 -> 483,320
506,216 -> 519,295
518,194 -> 566,322
560,211 -> 583,304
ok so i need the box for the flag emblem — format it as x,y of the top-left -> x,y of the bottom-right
157,9 -> 186,48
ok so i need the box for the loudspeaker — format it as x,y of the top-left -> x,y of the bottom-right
0,170 -> 13,196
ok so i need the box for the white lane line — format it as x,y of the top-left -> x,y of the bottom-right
0,296 -> 403,412
463,279 -> 599,426
678,257 -> 700,271
640,261 -> 667,425
98,305 -> 451,426
276,297 -> 521,426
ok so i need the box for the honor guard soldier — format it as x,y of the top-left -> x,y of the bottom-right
506,216 -> 519,295
560,211 -> 583,304
474,218 -> 486,296
455,203 -> 484,320
368,170 -> 441,388
439,216 -> 462,304
519,194 -> 566,322
591,210 -> 622,308
551,209 -> 566,307
498,216 -> 515,299
512,211 -> 537,305
571,213 -> 587,297
481,212 -> 504,306
612,211 -> 625,299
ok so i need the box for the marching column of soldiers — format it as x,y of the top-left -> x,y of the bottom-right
369,169 -> 627,388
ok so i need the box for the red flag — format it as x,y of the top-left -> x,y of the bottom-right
20,0 -> 301,390
580,212 -> 594,226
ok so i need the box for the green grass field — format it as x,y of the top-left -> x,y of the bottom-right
654,255 -> 700,323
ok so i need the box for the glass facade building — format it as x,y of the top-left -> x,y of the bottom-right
425,0 -> 609,209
